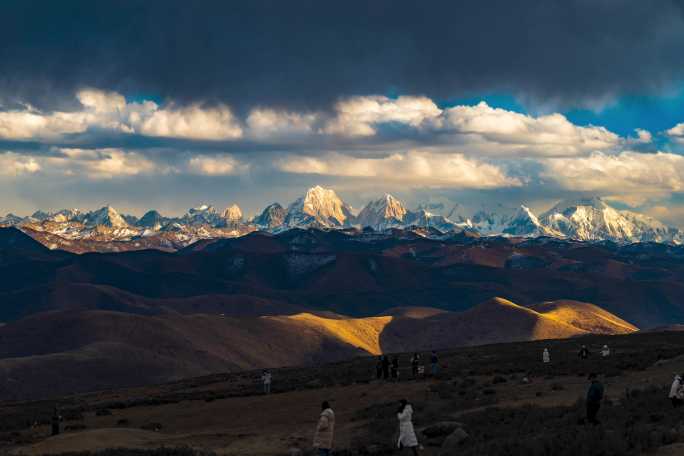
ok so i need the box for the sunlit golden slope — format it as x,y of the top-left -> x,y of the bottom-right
265,298 -> 638,355
530,300 -> 638,334
266,313 -> 393,355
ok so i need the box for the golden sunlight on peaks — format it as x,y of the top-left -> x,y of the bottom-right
277,313 -> 393,355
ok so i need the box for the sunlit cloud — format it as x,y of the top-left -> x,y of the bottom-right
187,154 -> 248,176
277,150 -> 520,189
541,151 -> 684,195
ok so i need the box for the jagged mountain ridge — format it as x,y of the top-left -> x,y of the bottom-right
1,187 -> 682,252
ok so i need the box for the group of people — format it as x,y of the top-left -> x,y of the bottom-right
376,351 -> 439,381
312,398 -> 421,455
541,344 -> 611,364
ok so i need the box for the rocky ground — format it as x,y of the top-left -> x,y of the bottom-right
4,331 -> 684,455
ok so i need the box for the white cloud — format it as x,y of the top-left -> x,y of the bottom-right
542,151 -> 684,194
0,152 -> 41,175
0,148 -> 160,179
134,104 -> 243,140
246,109 -> 318,138
187,154 -> 248,175
0,89 -> 243,141
437,102 -> 620,156
322,98 -> 620,157
667,122 -> 684,144
277,150 -> 520,189
634,128 -> 652,143
324,96 -> 441,137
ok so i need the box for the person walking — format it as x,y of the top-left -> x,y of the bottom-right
376,356 -> 383,380
586,373 -> 604,425
262,369 -> 272,395
397,399 -> 420,455
578,345 -> 590,359
410,353 -> 420,378
601,345 -> 610,357
313,401 -> 335,456
382,355 -> 390,380
391,356 -> 400,381
542,348 -> 550,364
669,374 -> 684,407
430,350 -> 439,376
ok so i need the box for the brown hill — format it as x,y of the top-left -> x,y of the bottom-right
0,298 -> 637,399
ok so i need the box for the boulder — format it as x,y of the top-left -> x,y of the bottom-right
421,421 -> 463,438
440,428 -> 469,455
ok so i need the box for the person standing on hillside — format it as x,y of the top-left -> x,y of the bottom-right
669,374 -> 684,407
376,356 -> 383,380
430,350 -> 439,376
391,356 -> 400,381
51,406 -> 62,436
578,345 -> 590,359
585,373 -> 604,425
410,353 -> 420,378
542,348 -> 550,364
397,399 -> 420,455
262,369 -> 272,395
601,345 -> 610,357
313,401 -> 335,456
382,355 -> 390,380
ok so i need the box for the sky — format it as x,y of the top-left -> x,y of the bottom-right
3,1 -> 684,225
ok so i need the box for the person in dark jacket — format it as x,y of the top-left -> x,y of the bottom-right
51,406 -> 62,436
586,373 -> 604,425
382,355 -> 390,380
430,351 -> 439,376
391,356 -> 399,380
578,345 -> 590,359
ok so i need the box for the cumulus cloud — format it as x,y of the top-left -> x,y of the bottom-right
0,89 -> 243,141
436,102 -> 620,157
322,98 -> 620,157
0,148 -> 160,179
187,154 -> 248,176
667,122 -> 684,144
246,109 -> 318,138
0,152 -> 41,175
277,150 -> 520,189
324,96 -> 441,137
134,105 -> 243,140
541,151 -> 684,195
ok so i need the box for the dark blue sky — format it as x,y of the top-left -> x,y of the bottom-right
2,0 -> 684,226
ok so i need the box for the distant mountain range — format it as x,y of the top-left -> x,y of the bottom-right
1,185 -> 681,253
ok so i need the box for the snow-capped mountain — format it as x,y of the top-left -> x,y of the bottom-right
136,210 -> 169,230
222,204 -> 243,224
183,205 -> 223,226
356,194 -> 407,230
403,209 -> 467,232
82,206 -> 129,228
501,205 -> 562,237
3,189 -> 684,253
539,197 -> 678,243
253,203 -> 287,229
284,185 -> 354,228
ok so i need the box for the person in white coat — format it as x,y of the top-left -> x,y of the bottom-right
601,345 -> 610,357
262,369 -> 272,394
542,348 -> 550,364
669,375 -> 684,407
397,399 -> 420,455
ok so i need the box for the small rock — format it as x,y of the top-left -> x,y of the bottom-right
440,428 -> 469,455
422,421 -> 463,438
